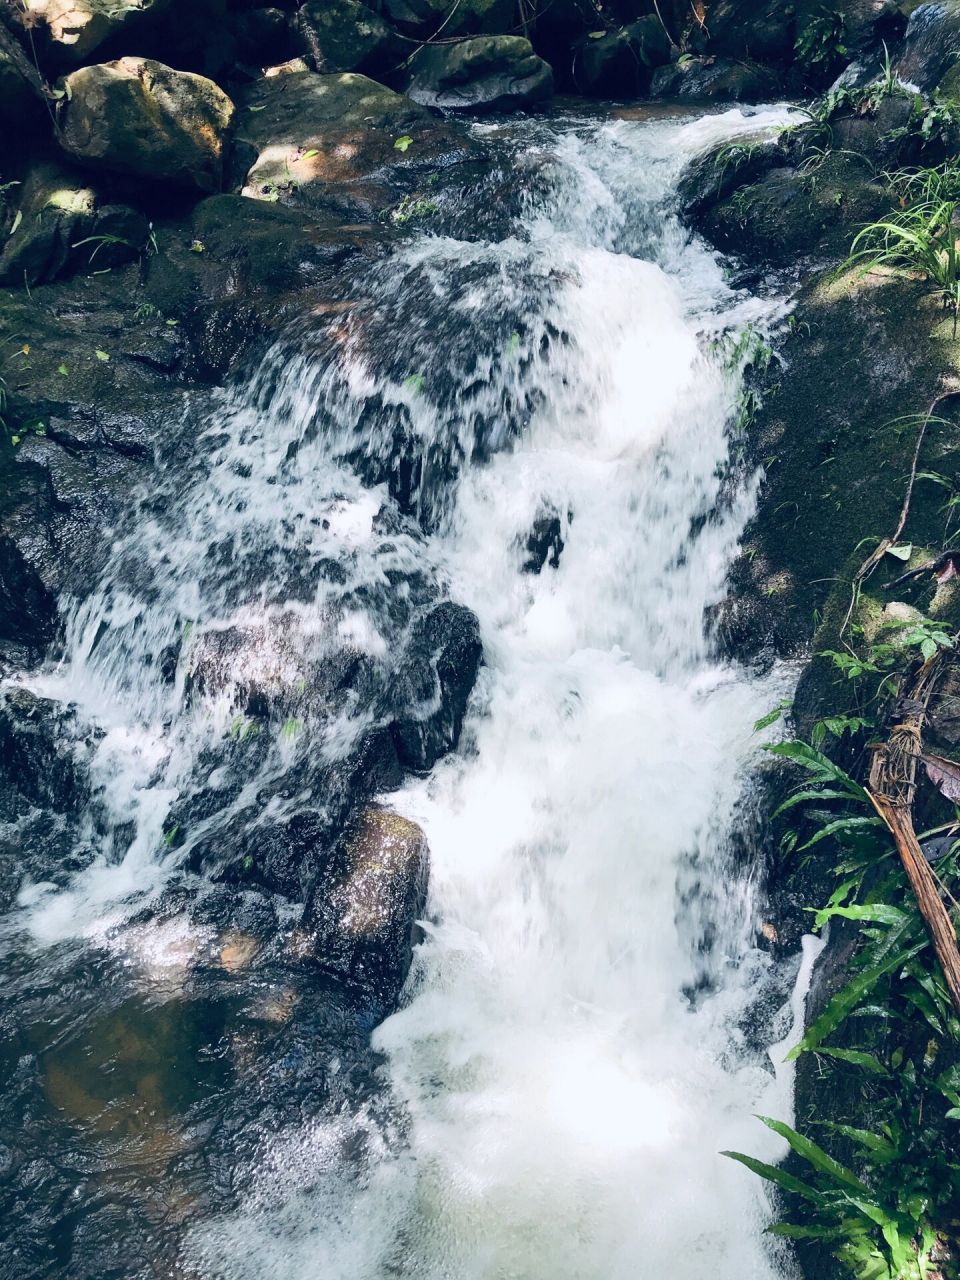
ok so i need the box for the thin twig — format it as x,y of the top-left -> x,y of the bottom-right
839,388 -> 957,643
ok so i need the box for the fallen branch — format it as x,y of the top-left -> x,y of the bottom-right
867,655 -> 960,1014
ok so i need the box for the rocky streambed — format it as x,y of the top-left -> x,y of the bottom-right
6,0 -> 960,1277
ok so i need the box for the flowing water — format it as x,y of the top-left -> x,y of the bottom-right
0,104 -> 810,1279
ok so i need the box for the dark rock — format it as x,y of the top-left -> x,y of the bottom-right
235,69 -> 482,219
0,687 -> 93,815
0,162 -> 153,288
0,20 -> 47,135
298,0 -> 402,75
926,666 -> 960,751
392,600 -> 482,770
650,54 -> 777,101
305,805 -> 428,1006
142,192 -> 362,379
381,0 -> 513,38
0,161 -> 98,289
232,5 -> 300,68
721,271 -> 952,660
572,17 -> 672,97
12,0 -> 173,67
406,36 -> 553,112
523,506 -> 565,572
677,132 -> 782,221
693,152 -> 888,269
702,0 -> 795,63
893,0 -> 960,93
57,57 -> 236,193
0,468 -> 59,649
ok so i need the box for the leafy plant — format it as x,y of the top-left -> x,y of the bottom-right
844,198 -> 960,337
795,7 -> 847,72
390,195 -> 439,225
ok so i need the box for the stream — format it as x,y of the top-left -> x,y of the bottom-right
2,103 -> 809,1280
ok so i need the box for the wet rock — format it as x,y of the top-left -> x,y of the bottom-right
522,506 -> 565,572
298,0 -> 402,75
0,463 -> 58,650
235,69 -> 482,219
58,57 -> 236,193
572,18 -> 672,97
895,0 -> 960,94
650,54 -> 777,101
0,687 -> 94,815
722,269 -> 953,661
692,152 -> 888,269
381,0 -> 513,38
391,600 -> 482,770
306,804 -> 428,1006
677,132 -> 781,221
144,193 -> 362,379
405,36 -> 554,112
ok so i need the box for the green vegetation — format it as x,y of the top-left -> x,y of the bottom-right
844,189 -> 960,337
727,605 -> 960,1277
795,8 -> 847,74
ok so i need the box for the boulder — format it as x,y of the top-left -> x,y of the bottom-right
57,58 -> 236,193
522,505 -> 565,573
232,5 -> 301,67
701,0 -> 794,62
235,69 -> 480,218
650,54 -> 777,100
405,35 -> 553,111
0,687 -> 93,815
895,1 -> 960,93
298,0 -> 402,75
381,0 -> 514,38
391,600 -> 482,770
0,161 -> 97,289
306,805 -> 428,1005
12,0 -> 172,66
572,17 -> 672,96
691,153 -> 889,267
0,161 -> 151,288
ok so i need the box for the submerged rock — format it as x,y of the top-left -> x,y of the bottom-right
392,600 -> 482,770
57,57 -> 236,192
405,36 -> 554,112
522,506 -> 566,573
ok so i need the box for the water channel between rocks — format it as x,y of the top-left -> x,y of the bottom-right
1,103 -> 814,1280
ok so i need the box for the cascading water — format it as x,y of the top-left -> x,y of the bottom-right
0,104 -> 811,1280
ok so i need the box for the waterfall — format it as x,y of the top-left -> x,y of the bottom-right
3,105 -> 805,1279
